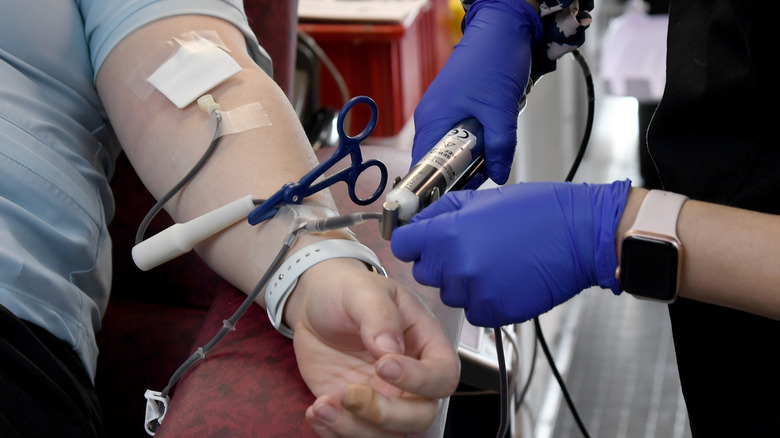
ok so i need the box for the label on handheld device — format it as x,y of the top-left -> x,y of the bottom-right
405,127 -> 479,189
385,119 -> 483,224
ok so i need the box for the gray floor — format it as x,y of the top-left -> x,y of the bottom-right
549,293 -> 692,438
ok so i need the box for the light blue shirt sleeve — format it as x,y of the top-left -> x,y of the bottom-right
0,0 -> 273,381
79,0 -> 273,80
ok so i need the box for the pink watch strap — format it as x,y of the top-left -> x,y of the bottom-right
630,190 -> 688,237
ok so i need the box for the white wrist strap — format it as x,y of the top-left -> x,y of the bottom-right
630,190 -> 688,236
265,239 -> 387,338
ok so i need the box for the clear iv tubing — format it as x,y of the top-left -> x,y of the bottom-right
158,228 -> 300,401
135,100 -> 389,424
135,111 -> 224,245
152,211 -> 383,423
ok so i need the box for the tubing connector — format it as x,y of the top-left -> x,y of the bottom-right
197,94 -> 222,115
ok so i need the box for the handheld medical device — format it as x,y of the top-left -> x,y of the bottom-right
380,118 -> 485,239
379,83 -> 535,240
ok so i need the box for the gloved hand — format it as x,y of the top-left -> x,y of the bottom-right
391,180 -> 631,327
411,0 -> 542,185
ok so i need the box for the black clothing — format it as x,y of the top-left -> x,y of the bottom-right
0,304 -> 103,438
648,1 -> 780,435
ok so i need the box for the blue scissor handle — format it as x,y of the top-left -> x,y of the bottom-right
304,158 -> 388,206
247,96 -> 388,225
336,95 -> 377,144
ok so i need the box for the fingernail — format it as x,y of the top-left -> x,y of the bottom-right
377,359 -> 402,382
315,403 -> 338,424
375,333 -> 402,354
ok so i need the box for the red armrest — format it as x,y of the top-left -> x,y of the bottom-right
244,0 -> 299,99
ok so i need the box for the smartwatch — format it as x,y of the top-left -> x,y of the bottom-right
616,190 -> 688,302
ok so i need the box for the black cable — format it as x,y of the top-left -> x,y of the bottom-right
135,112 -> 224,245
490,48 -> 595,438
297,30 -> 350,107
494,327 -> 510,438
534,318 -> 591,438
516,322 -> 538,408
565,49 -> 596,183
297,30 -> 351,134
528,47 -> 595,438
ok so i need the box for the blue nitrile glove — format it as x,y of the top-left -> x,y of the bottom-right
391,180 -> 631,327
412,0 -> 543,185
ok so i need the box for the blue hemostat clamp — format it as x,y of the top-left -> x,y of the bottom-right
248,95 -> 388,225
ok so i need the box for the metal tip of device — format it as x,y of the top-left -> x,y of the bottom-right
380,200 -> 400,240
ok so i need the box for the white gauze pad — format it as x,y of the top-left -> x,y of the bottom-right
146,35 -> 242,108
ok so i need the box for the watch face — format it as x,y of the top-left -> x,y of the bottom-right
620,235 -> 679,301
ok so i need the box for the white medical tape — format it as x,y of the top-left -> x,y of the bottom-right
216,102 -> 272,137
126,30 -> 241,107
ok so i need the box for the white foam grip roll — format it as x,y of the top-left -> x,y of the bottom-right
132,195 -> 256,271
